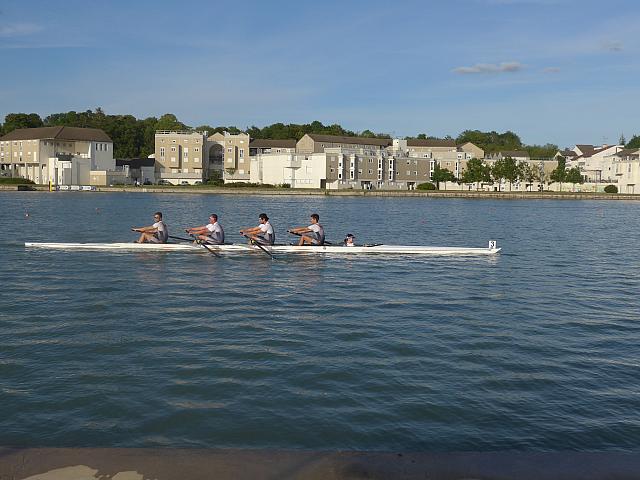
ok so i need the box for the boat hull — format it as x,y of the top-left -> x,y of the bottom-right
24,242 -> 501,255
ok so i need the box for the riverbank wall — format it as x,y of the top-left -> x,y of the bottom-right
2,183 -> 639,200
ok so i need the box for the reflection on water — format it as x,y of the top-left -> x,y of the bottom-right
1,192 -> 640,451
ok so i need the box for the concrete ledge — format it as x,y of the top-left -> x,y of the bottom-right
1,448 -> 639,480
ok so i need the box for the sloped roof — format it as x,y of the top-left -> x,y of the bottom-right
406,139 -> 456,148
305,133 -> 392,147
0,126 -> 112,142
500,150 -> 530,158
250,139 -> 297,149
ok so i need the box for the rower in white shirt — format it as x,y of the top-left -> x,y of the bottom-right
240,213 -> 275,245
132,211 -> 168,244
185,213 -> 225,245
288,213 -> 325,246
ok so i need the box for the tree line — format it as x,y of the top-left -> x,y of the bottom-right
2,109 -> 639,160
429,156 -> 583,191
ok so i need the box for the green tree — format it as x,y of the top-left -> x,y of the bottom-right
2,113 -> 43,134
565,166 -> 583,191
431,163 -> 456,190
626,135 -> 640,149
550,156 -> 567,191
155,114 -> 188,131
461,158 -> 492,190
518,162 -> 538,191
619,133 -> 626,145
491,156 -> 520,191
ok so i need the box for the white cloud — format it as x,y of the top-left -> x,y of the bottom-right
453,62 -> 524,74
603,40 -> 623,52
0,23 -> 42,37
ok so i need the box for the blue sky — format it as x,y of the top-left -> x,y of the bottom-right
0,0 -> 638,147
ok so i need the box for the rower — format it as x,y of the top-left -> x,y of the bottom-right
343,233 -> 355,246
185,213 -> 225,245
132,211 -> 168,244
288,213 -> 325,246
240,213 -> 275,245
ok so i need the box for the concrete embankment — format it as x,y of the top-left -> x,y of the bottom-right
1,448 -> 639,480
1,183 -> 639,200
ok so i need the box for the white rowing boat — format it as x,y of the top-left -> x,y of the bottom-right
24,241 -> 501,255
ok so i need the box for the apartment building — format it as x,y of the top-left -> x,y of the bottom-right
249,139 -> 296,155
155,131 -> 209,185
610,148 -> 640,193
296,133 -> 392,154
566,144 -> 624,183
209,131 -> 251,183
0,126 -> 117,185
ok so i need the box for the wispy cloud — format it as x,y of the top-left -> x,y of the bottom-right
0,23 -> 42,37
603,40 -> 623,52
453,62 -> 524,74
543,67 -> 561,73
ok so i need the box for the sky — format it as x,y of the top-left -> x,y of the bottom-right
0,0 -> 638,147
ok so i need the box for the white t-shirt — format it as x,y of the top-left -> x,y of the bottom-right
206,222 -> 224,244
259,221 -> 275,244
307,223 -> 325,244
153,221 -> 168,243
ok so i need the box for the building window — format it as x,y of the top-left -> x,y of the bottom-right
368,169 -> 372,174
160,147 -> 165,157
171,146 -> 176,152
171,157 -> 176,163
227,148 -> 232,153
194,147 -> 199,152
239,148 -> 244,158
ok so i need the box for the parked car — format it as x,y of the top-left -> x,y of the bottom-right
158,180 -> 172,185
143,180 -> 152,185
180,181 -> 190,186
194,181 -> 202,185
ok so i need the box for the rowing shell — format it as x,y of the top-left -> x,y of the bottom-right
24,242 -> 501,255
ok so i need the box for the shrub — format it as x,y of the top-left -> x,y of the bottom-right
604,185 -> 618,194
278,183 -> 291,188
417,182 -> 436,190
0,177 -> 36,185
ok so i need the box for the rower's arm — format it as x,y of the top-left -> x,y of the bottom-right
288,226 -> 310,234
240,226 -> 261,235
186,225 -> 207,234
132,224 -> 156,233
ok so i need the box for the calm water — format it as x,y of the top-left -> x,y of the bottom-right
1,192 -> 639,451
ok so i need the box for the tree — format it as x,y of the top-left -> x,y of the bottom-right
619,133 -> 626,146
431,163 -> 456,190
155,114 -> 188,132
461,158 -> 492,190
565,166 -> 583,191
626,135 -> 640,149
550,156 -> 567,191
518,162 -> 538,191
491,156 -> 519,191
2,113 -> 43,134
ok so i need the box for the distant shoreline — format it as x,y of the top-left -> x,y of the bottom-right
1,184 -> 638,200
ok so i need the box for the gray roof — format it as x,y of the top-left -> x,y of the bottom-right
499,150 -> 530,158
250,139 -> 297,149
306,133 -> 392,147
0,126 -> 112,142
407,139 -> 456,148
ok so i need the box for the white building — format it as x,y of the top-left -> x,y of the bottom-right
610,148 -> 640,193
0,126 -> 121,185
566,144 -> 624,183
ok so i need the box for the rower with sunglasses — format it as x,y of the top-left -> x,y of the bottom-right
132,211 -> 169,244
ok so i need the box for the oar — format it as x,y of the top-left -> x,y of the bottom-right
241,233 -> 275,260
184,233 -> 222,258
287,230 -> 333,245
169,235 -> 196,243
